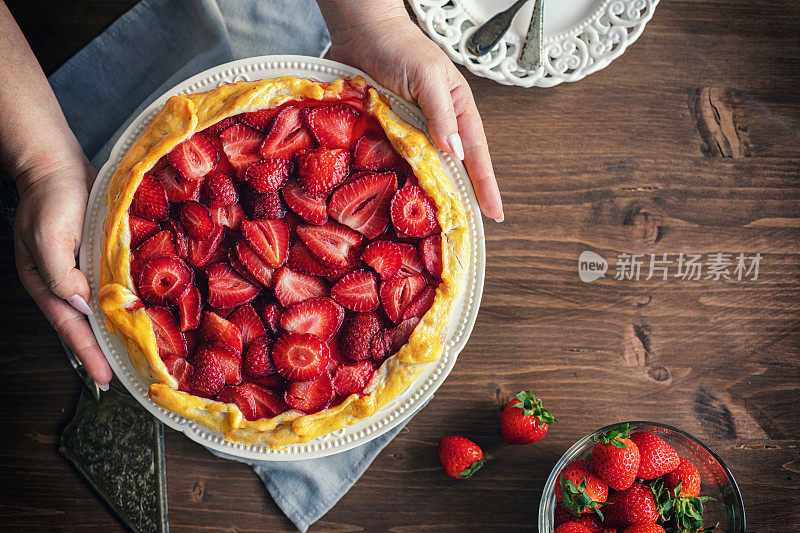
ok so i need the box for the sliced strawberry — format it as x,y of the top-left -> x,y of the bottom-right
179,201 -> 214,239
218,382 -> 287,420
195,342 -> 242,385
163,353 -> 193,392
167,133 -> 218,181
296,147 -> 349,196
202,172 -> 238,207
261,302 -> 283,336
229,304 -> 266,348
395,242 -> 425,277
281,180 -> 327,224
245,158 -> 291,193
165,219 -> 189,259
186,225 -> 223,267
272,332 -> 330,381
241,219 -> 290,268
247,191 -> 286,220
339,312 -> 382,362
279,297 -> 344,342
188,347 -> 226,398
129,216 -> 159,247
209,136 -> 236,176
131,174 -> 169,221
326,335 -> 347,372
296,221 -> 363,268
205,262 -> 260,309
302,104 -> 360,149
385,316 -> 421,353
243,335 -> 276,378
204,116 -> 237,137
220,124 -> 264,177
353,134 -> 402,171
146,306 -> 186,359
151,156 -> 169,173
176,285 -> 202,331
287,241 -> 337,276
259,106 -> 313,160
137,256 -> 193,306
272,267 -> 329,307
234,240 -> 275,287
420,234 -> 443,279
328,171 -> 397,239
284,372 -> 334,413
208,203 -> 245,230
239,108 -> 279,132
200,310 -> 243,354
370,331 -> 391,364
131,230 -> 176,276
361,240 -> 401,279
390,185 -> 438,237
154,164 -> 202,202
228,250 -> 261,286
184,329 -> 199,356
380,274 -> 427,323
330,270 -> 379,312
332,360 -> 375,396
402,285 -> 436,319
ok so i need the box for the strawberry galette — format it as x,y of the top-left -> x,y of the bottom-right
100,76 -> 468,447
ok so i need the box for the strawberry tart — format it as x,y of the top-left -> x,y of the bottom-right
99,76 -> 469,447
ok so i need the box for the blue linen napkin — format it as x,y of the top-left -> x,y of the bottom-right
46,1 -> 425,530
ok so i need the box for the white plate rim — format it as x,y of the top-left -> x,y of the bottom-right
79,55 -> 485,461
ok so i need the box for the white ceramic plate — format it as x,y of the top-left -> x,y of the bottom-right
410,0 -> 659,87
79,55 -> 485,461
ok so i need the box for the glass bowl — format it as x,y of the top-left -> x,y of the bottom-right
538,421 -> 745,532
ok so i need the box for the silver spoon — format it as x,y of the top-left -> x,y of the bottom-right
466,0 -> 530,57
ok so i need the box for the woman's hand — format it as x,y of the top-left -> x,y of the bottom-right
316,1 -> 504,222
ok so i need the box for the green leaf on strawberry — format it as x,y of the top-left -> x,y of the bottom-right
457,457 -> 485,479
512,391 -> 558,424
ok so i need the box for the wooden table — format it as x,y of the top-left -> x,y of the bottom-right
2,1 -> 798,531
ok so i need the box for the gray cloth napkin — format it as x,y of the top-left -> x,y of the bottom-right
45,1 -> 425,530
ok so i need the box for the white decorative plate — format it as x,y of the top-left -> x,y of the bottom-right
79,55 -> 485,461
410,0 -> 659,87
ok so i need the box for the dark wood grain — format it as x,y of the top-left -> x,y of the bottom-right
1,0 -> 798,531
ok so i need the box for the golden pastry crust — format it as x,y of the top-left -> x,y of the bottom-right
100,76 -> 469,448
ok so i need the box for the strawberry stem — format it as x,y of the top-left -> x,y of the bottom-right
512,391 -> 558,425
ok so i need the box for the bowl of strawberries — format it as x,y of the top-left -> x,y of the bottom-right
540,422 -> 745,533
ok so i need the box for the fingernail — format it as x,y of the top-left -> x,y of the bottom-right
447,133 -> 465,161
494,213 -> 504,223
66,294 -> 93,315
97,381 -> 109,392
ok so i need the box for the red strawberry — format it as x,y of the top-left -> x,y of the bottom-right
303,104 -> 360,149
153,165 -> 203,202
200,310 -> 243,354
208,136 -> 236,175
621,524 -> 665,533
296,147 -> 349,196
247,191 -> 286,220
146,306 -> 186,359
590,424 -> 641,491
296,221 -> 363,268
272,267 -> 329,307
176,285 -> 202,331
379,274 -> 426,323
554,509 -> 604,533
332,360 -> 375,396
438,436 -> 485,479
205,262 -> 260,309
390,185 -> 438,237
241,219 -> 290,268
281,180 -> 328,225
131,230 -> 176,276
501,390 -> 558,445
137,256 -> 193,306
239,108 -> 278,132
234,240 -> 275,287
259,106 -> 313,160
208,203 -> 245,230
353,134 -> 401,171
384,316 -> 420,353
554,524 -> 595,533
284,372 -> 334,413
339,312 -> 382,361
327,171 -> 397,239
602,483 -> 658,529
132,174 -> 169,221
330,269 -> 379,312
287,241 -> 337,276
229,304 -> 266,347
261,302 -> 283,336
243,335 -> 276,378
163,353 -> 193,392
663,456 -> 701,498
272,332 -> 330,381
395,242 -> 425,277
420,234 -> 443,279
168,133 -> 218,181
195,342 -> 242,385
220,123 -> 264,177
129,215 -> 160,247
279,297 -> 344,342
187,347 -> 226,398
402,285 -> 436,319
186,224 -> 223,267
245,158 -> 291,192
202,171 -> 238,207
370,331 -> 390,364
555,459 -> 608,518
218,382 -> 287,420
204,116 -> 237,137
179,201 -> 214,239
629,432 -> 680,480
165,218 -> 189,259
361,240 -> 401,279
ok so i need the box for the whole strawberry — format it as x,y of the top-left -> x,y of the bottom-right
501,391 -> 557,444
438,436 -> 485,479
629,432 -> 679,479
556,459 -> 609,518
663,456 -> 701,498
554,523 -> 595,533
555,506 -> 604,532
622,524 -> 665,533
651,475 -> 715,531
590,423 -> 641,491
602,483 -> 659,529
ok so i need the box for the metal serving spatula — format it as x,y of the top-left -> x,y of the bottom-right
59,340 -> 169,533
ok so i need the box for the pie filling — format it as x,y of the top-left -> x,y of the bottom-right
127,80 -> 444,420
